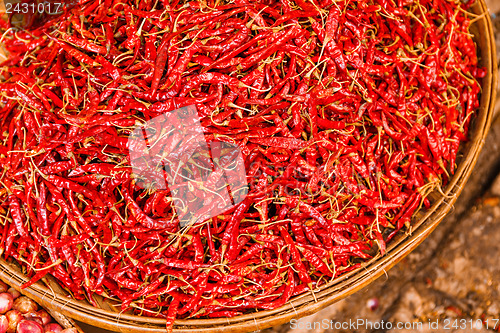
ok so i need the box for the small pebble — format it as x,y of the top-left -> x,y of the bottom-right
367,298 -> 379,311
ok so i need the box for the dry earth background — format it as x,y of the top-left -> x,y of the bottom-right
71,1 -> 500,332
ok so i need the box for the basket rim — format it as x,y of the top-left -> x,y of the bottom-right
0,0 -> 497,332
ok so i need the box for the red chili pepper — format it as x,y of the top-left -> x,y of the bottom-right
8,195 -> 29,239
278,226 -> 312,289
166,298 -> 180,333
49,36 -> 98,66
60,32 -> 107,55
201,20 -> 250,53
298,245 -> 333,277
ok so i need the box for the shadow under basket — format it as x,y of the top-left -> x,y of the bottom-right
0,0 -> 498,332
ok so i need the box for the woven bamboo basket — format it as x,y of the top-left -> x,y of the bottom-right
0,0 -> 497,332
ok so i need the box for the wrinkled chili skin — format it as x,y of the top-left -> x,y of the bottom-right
0,0 -> 484,328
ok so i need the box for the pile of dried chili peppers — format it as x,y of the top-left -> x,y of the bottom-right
0,0 -> 485,330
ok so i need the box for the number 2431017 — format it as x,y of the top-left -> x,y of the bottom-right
443,318 -> 499,330
5,2 -> 64,15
